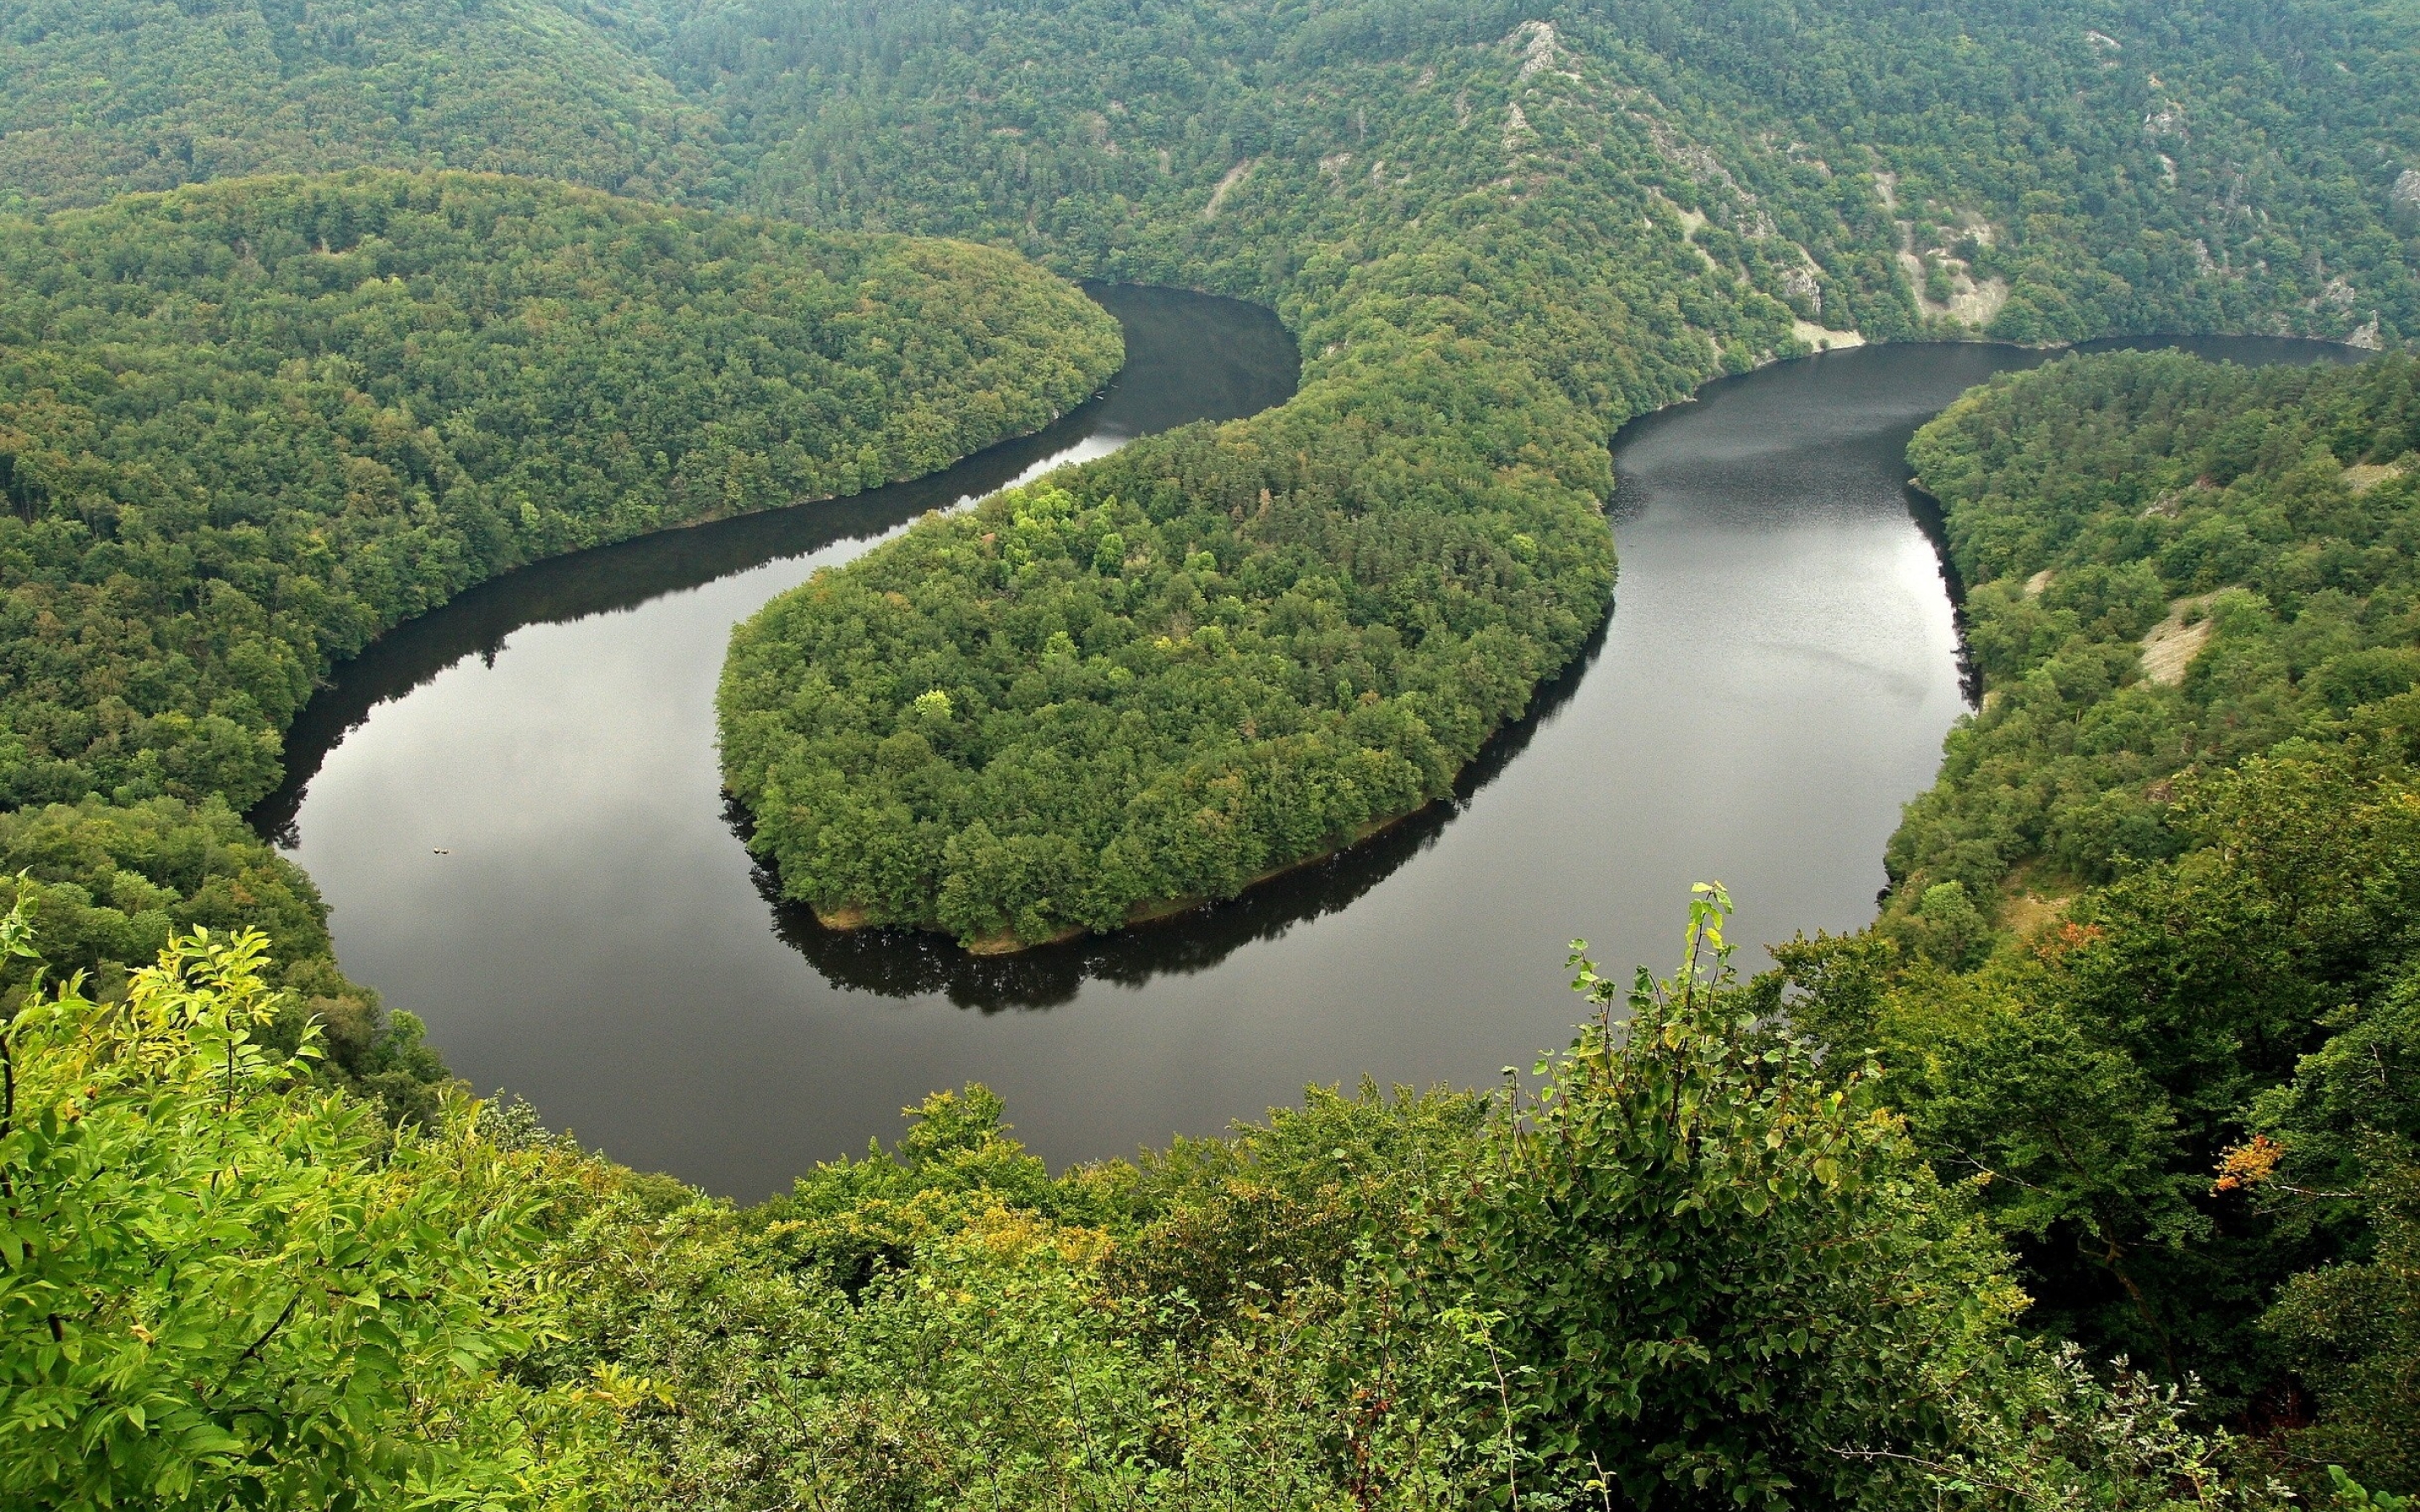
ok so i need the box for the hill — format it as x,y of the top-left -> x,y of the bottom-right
3,4 -> 2420,1502
0,0 -> 713,209
709,0 -> 2420,943
0,169 -> 1121,809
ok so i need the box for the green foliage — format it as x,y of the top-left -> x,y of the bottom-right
0,889 -> 2318,1508
0,793 -> 447,1120
2249,962 -> 2420,1493
708,0 -> 2420,939
13,0 -> 2420,365
1779,750 -> 2420,1489
520,890 -> 2217,1509
1872,352 -> 2420,1467
651,0 -> 2420,344
722,461 -> 1610,945
0,915 -> 581,1511
0,168 -> 1121,808
1439,885 -> 2027,1507
1903,880 -> 1995,971
2323,1468 -> 2416,1512
1901,1343 -> 2291,1512
1896,349 -> 2420,900
0,0 -> 719,211
8,0 -> 2420,1498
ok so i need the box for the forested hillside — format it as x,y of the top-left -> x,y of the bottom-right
701,0 -> 2420,943
652,0 -> 2420,344
9,890 -> 2324,1510
6,1 -> 2420,1506
0,795 -> 450,1121
1740,349 -> 2420,1492
1895,350 -> 2420,900
0,0 -> 716,208
14,4 -> 2420,942
0,170 -> 1120,808
16,1 -> 2420,346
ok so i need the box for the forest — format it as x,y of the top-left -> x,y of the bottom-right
709,0 -> 2420,943
0,168 -> 1122,809
10,887 -> 2362,1512
1765,347 -> 2420,1497
3,0 -> 2420,1506
1895,350 -> 2420,900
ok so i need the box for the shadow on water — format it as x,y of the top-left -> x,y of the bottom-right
1901,482 -> 1982,706
731,330 -> 2363,1011
266,307 -> 2367,1189
250,284 -> 1300,844
741,612 -> 1618,1009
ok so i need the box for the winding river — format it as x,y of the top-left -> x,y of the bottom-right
255,288 -> 2346,1196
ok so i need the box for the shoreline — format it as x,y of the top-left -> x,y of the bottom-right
780,327 -> 2360,958
809,808 -> 1424,956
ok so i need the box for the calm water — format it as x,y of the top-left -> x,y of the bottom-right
261,297 -> 2347,1196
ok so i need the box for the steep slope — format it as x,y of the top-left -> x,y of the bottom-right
652,0 -> 2420,344
1893,349 -> 2420,900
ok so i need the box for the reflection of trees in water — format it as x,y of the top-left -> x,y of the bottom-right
247,412 -> 1104,847
248,286 -> 1302,847
741,331 -> 2343,1006
1901,481 -> 1981,709
744,611 -> 1615,1010
252,488 -> 914,842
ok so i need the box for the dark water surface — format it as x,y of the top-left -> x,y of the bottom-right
265,294 -> 2348,1196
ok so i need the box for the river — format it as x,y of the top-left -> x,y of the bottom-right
255,289 -> 2346,1196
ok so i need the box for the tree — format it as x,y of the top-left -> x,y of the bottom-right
0,908 -> 570,1510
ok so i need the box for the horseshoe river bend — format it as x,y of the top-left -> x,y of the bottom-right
250,285 -> 2348,1196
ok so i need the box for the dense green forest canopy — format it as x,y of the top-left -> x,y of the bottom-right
0,169 -> 1121,808
6,892 -> 2330,1510
10,1 -> 2420,345
654,0 -> 2420,344
6,1 -> 2420,1505
0,0 -> 719,209
1730,349 -> 2420,1494
1781,747 -> 2420,1496
12,3 -> 2420,939
702,0 -> 2420,942
720,445 -> 1613,948
1895,349 -> 2420,900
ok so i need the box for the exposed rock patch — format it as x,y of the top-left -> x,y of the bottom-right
2140,594 -> 2223,686
1502,102 -> 1530,151
1791,319 -> 1863,351
1507,20 -> 1576,82
2344,459 -> 2407,493
1891,205 -> 2007,328
1202,158 -> 1255,218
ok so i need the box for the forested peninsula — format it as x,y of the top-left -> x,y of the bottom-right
708,0 -> 2420,947
0,169 -> 1121,810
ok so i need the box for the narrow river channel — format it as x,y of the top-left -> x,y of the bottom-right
257,288 -> 2347,1196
